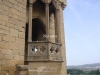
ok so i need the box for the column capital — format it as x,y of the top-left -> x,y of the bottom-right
53,0 -> 61,10
29,0 -> 36,4
42,0 -> 51,4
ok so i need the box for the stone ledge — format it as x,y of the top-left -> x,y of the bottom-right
16,65 -> 28,71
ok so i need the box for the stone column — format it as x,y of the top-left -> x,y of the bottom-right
55,1 -> 61,43
45,3 -> 50,41
28,2 -> 33,42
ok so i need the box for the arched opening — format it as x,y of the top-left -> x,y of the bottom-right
25,18 -> 46,42
32,18 -> 46,41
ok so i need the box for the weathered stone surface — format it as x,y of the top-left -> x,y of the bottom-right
2,49 -> 12,55
0,42 -> 8,49
0,60 -> 6,65
10,28 -> 18,37
0,71 -> 7,75
9,71 -> 15,75
0,14 -> 8,22
0,25 -> 9,31
1,66 -> 16,71
7,60 -> 24,65
18,31 -> 25,39
3,35 -> 15,42
16,38 -> 25,44
5,55 -> 13,60
0,54 -> 4,60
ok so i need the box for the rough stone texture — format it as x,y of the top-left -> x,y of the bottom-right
0,0 -> 26,74
0,71 -> 7,75
28,62 -> 62,75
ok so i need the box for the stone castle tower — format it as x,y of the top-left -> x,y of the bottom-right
0,0 -> 67,75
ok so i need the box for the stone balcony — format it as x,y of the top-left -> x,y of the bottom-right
25,41 -> 62,61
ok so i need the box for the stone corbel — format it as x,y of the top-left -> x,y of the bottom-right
61,2 -> 66,10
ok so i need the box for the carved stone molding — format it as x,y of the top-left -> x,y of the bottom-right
29,0 -> 36,4
42,0 -> 51,4
52,0 -> 66,10
52,0 -> 61,10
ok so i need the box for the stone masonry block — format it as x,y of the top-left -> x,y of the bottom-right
0,36 -> 2,41
0,25 -> 9,31
0,54 -> 4,60
0,14 -> 8,22
0,42 -> 8,49
9,71 -> 15,75
0,20 -> 5,25
12,50 -> 20,55
18,31 -> 25,39
10,8 -> 19,15
14,55 -> 24,60
9,17 -> 20,25
3,0 -> 14,7
2,49 -> 12,55
1,66 -> 16,71
16,38 -> 25,44
8,43 -> 19,50
0,4 -> 9,11
3,35 -> 15,42
0,29 -> 9,35
13,14 -> 19,19
20,12 -> 26,18
5,55 -> 13,60
0,60 -> 6,65
7,60 -> 24,65
10,28 -> 18,37
6,22 -> 14,28
0,71 -> 7,75
19,44 -> 25,50
8,0 -> 19,5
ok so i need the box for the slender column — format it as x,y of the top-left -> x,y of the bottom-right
55,2 -> 61,43
28,2 -> 33,42
45,3 -> 50,41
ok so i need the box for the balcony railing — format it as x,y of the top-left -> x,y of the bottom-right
25,41 -> 62,61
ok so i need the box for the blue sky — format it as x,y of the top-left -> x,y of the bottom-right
64,0 -> 100,66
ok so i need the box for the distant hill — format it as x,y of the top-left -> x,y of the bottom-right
67,63 -> 100,71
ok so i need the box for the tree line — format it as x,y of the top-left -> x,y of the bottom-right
67,69 -> 100,75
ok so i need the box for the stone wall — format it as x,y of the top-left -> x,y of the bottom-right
0,0 -> 27,75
